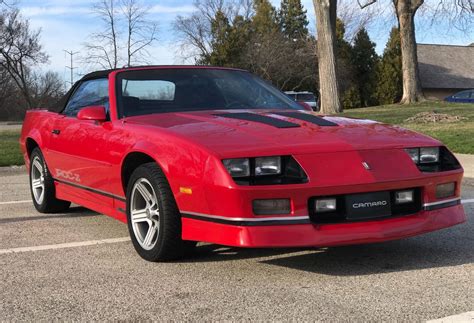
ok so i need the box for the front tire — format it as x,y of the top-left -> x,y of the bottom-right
126,163 -> 196,261
29,148 -> 71,213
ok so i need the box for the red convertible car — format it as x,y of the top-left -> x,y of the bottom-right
20,66 -> 466,261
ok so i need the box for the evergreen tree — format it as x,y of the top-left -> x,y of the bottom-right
252,0 -> 279,35
376,27 -> 402,104
334,18 -> 358,108
335,18 -> 352,63
204,11 -> 251,67
207,10 -> 232,66
279,0 -> 309,40
351,28 -> 379,107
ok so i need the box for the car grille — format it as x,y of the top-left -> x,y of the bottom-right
308,188 -> 422,224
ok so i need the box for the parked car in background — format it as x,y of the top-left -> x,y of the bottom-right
444,90 -> 474,103
285,91 -> 320,111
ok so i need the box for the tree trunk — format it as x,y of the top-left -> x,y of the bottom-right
313,0 -> 342,114
394,0 -> 425,104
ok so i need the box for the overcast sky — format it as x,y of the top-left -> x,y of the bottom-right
17,0 -> 474,85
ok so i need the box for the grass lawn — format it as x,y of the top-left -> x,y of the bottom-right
342,101 -> 474,154
0,130 -> 23,167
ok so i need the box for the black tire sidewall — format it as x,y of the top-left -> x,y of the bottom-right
126,164 -> 168,261
126,163 -> 194,262
30,148 -> 53,212
29,148 -> 70,213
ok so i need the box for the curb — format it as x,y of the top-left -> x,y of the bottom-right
455,154 -> 474,178
0,165 -> 25,175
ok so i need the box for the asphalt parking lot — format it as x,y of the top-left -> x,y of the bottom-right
0,167 -> 473,321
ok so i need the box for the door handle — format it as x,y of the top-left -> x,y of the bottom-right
52,129 -> 61,135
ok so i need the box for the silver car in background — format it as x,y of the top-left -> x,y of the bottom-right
285,91 -> 320,111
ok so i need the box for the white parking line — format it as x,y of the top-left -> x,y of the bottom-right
0,237 -> 130,255
0,200 -> 31,205
462,199 -> 474,205
427,311 -> 474,322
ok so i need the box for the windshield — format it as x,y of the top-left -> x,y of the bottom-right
297,93 -> 316,102
116,68 -> 302,117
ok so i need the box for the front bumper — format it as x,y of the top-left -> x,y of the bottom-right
181,202 -> 466,247
178,152 -> 465,247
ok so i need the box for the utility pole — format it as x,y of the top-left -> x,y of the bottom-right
64,50 -> 79,86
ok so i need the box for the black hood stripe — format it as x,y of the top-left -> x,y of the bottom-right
214,112 -> 300,128
273,112 -> 338,126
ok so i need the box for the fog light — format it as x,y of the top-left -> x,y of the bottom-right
315,198 -> 337,213
253,199 -> 291,215
436,182 -> 455,199
395,190 -> 414,204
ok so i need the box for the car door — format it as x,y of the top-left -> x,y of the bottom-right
46,78 -> 115,206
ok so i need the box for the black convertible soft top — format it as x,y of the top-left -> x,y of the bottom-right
50,69 -> 115,113
50,66 -> 248,113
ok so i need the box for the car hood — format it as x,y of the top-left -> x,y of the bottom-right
124,109 -> 440,157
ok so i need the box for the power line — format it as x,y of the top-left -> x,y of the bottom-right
64,50 -> 80,86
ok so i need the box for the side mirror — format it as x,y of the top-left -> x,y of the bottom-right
298,102 -> 313,111
77,106 -> 107,122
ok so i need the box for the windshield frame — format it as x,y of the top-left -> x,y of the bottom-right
115,68 -> 302,119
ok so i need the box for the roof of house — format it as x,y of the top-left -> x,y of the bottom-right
417,43 -> 474,89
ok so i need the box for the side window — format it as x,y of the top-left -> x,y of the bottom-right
63,79 -> 109,117
453,91 -> 470,99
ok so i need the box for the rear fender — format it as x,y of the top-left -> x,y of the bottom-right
21,110 -> 62,170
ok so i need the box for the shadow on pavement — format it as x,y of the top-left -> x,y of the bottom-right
187,222 -> 473,276
0,206 -> 99,224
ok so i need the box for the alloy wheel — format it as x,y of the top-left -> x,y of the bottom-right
31,156 -> 46,205
130,178 -> 160,250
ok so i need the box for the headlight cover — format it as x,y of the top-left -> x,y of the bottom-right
255,156 -> 281,176
222,156 -> 308,185
405,146 -> 461,172
222,158 -> 250,177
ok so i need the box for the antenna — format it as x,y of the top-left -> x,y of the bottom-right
64,50 -> 80,86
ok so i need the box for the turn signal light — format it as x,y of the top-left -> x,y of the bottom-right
436,182 -> 455,199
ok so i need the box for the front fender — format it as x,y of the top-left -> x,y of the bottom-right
122,135 -> 217,213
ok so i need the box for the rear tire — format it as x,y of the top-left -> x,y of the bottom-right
126,162 -> 196,262
29,148 -> 71,213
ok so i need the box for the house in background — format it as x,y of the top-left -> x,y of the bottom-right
417,43 -> 474,100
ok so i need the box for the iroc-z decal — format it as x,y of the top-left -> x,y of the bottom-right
55,169 -> 81,183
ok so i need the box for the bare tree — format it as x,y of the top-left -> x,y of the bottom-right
338,0 -> 384,41
0,66 -> 17,118
312,0 -> 342,113
28,71 -> 64,108
84,0 -> 120,69
358,0 -> 473,104
174,0 -> 253,62
0,0 -> 17,8
0,9 -> 48,108
242,32 -> 318,91
426,0 -> 473,31
394,0 -> 424,104
121,0 -> 158,66
84,0 -> 157,69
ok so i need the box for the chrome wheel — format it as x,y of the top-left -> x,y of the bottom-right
130,178 -> 160,250
31,156 -> 45,205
